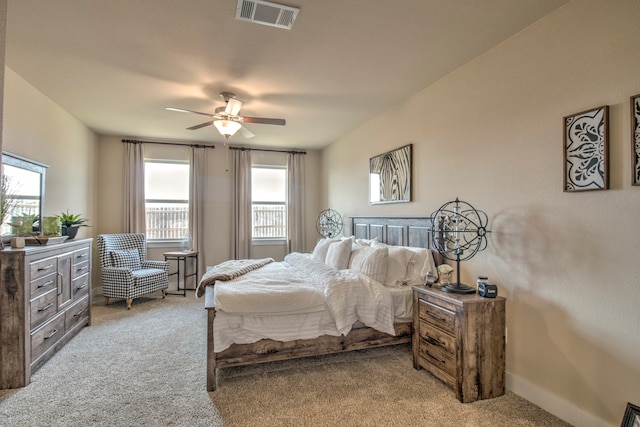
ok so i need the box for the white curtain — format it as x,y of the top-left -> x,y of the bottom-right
124,142 -> 146,233
287,152 -> 306,253
231,149 -> 252,259
189,146 -> 207,280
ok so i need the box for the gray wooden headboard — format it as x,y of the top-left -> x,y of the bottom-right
349,216 -> 444,266
349,216 -> 433,248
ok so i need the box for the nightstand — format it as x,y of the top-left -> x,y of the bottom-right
411,285 -> 506,403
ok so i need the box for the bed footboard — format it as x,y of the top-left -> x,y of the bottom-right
204,287 -> 217,391
205,282 -> 410,392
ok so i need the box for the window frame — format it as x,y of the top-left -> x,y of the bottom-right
251,165 -> 287,243
144,160 -> 190,243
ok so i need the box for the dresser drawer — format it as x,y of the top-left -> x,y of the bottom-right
30,274 -> 57,300
73,248 -> 90,264
419,320 -> 456,354
65,296 -> 90,332
72,260 -> 90,279
30,289 -> 58,330
31,312 -> 65,362
29,257 -> 57,281
419,339 -> 456,378
418,299 -> 455,334
72,274 -> 90,299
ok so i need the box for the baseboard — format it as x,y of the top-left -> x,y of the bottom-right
506,371 -> 613,427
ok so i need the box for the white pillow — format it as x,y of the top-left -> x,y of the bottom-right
348,245 -> 389,284
372,241 -> 415,287
405,247 -> 438,285
355,237 -> 379,246
312,238 -> 338,263
325,238 -> 353,270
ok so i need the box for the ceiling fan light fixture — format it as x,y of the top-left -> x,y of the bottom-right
214,120 -> 242,137
225,97 -> 244,116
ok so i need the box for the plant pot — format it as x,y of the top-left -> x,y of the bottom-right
61,226 -> 79,240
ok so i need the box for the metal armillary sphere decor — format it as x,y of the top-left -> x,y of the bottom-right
316,208 -> 343,238
430,198 -> 490,294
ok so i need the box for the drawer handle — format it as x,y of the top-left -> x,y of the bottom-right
77,253 -> 88,258
75,284 -> 88,292
44,329 -> 59,340
37,280 -> 54,289
37,264 -> 54,271
425,350 -> 446,366
73,309 -> 86,317
76,266 -> 88,272
429,314 -> 447,322
425,337 -> 442,346
37,302 -> 53,312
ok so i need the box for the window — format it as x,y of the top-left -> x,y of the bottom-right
144,161 -> 189,240
252,167 -> 286,240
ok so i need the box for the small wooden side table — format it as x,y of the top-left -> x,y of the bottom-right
163,250 -> 199,297
412,285 -> 506,403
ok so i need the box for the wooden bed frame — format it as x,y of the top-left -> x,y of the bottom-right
204,216 -> 437,391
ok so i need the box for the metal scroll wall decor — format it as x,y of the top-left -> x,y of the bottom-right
563,105 -> 609,192
631,94 -> 640,186
316,208 -> 343,238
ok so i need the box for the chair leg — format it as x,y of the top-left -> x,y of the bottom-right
104,297 -> 109,306
126,298 -> 133,310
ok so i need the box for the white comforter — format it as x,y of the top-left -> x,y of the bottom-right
213,253 -> 396,350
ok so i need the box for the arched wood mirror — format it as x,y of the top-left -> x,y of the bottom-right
1,152 -> 47,238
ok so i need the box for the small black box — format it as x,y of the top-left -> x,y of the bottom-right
478,282 -> 498,298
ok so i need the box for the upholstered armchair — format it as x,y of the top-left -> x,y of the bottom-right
97,233 -> 169,309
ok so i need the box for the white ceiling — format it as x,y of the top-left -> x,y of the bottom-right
5,0 -> 567,150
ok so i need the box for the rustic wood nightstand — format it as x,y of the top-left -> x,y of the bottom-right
411,285 -> 506,403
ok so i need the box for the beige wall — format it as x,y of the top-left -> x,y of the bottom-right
97,135 -> 322,266
3,67 -> 99,287
3,68 -> 98,231
0,0 -> 6,156
322,1 -> 640,426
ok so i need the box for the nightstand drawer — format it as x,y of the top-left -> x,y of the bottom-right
419,340 -> 456,378
419,320 -> 456,354
418,299 -> 455,334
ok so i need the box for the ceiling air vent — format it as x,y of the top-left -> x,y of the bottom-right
236,0 -> 299,30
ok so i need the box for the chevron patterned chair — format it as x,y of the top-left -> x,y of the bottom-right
97,233 -> 169,309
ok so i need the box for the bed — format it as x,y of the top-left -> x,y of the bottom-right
202,216 -> 443,391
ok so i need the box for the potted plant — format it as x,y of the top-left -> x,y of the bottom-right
56,210 -> 89,240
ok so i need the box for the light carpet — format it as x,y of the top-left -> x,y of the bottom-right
0,294 -> 571,427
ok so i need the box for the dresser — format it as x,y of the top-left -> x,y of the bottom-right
412,285 -> 506,403
0,238 -> 92,389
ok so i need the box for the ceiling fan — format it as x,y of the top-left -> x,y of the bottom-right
166,92 -> 286,139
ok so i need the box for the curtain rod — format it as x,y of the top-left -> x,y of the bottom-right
228,146 -> 306,155
121,139 -> 215,149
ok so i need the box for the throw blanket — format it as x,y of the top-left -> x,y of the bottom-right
195,258 -> 274,298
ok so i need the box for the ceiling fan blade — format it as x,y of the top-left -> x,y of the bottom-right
239,125 -> 255,139
187,120 -> 214,130
166,107 -> 214,117
241,117 -> 286,126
